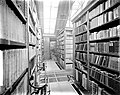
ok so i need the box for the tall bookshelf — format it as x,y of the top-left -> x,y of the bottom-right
28,0 -> 44,94
0,0 -> 43,94
72,0 -> 120,95
64,27 -> 73,69
56,27 -> 73,69
0,0 -> 28,94
56,29 -> 65,69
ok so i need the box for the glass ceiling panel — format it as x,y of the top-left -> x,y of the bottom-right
44,19 -> 49,29
41,0 -> 90,34
50,20 -> 56,29
43,0 -> 59,34
51,8 -> 58,19
44,29 -> 49,33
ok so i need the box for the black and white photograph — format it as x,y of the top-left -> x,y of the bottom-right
0,0 -> 120,95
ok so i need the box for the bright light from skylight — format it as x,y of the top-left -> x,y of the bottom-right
38,0 -> 90,34
43,0 -> 59,34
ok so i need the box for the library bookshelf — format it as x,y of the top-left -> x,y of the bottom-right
0,0 -> 28,94
28,0 -> 44,94
72,0 -> 120,95
0,0 -> 43,95
56,27 -> 73,69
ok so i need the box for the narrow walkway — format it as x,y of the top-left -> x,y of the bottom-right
42,60 -> 79,95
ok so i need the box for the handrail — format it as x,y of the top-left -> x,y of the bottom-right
3,68 -> 28,95
29,62 -> 49,95
29,79 -> 47,90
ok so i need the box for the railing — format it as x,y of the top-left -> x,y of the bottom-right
29,62 -> 50,95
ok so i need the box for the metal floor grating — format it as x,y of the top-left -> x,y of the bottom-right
49,78 -> 57,82
39,70 -> 73,83
47,74 -> 55,78
57,77 -> 68,82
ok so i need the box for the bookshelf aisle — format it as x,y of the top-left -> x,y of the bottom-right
56,27 -> 73,69
72,0 -> 120,95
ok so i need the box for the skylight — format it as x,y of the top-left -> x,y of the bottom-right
43,0 -> 59,34
41,0 -> 90,34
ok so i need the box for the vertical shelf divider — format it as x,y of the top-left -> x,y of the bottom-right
64,30 -> 66,69
26,0 -> 30,94
86,11 -> 90,91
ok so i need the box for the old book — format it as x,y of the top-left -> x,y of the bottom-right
0,50 -> 3,86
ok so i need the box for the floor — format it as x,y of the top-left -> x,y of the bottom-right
39,60 -> 79,95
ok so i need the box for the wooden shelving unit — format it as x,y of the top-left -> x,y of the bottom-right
0,0 -> 43,95
56,27 -> 73,69
0,0 -> 28,94
0,39 -> 26,50
56,30 -> 65,69
72,0 -> 120,95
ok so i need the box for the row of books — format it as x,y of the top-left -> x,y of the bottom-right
66,35 -> 73,40
90,5 -> 120,29
90,25 -> 120,40
89,54 -> 120,71
76,24 -> 120,42
75,13 -> 87,27
66,30 -> 72,35
75,33 -> 87,43
65,30 -> 73,61
29,46 -> 36,60
75,60 -> 87,72
75,0 -> 120,28
2,49 -> 28,88
66,49 -> 73,54
66,39 -> 73,44
0,3 -> 25,43
89,41 -> 119,54
89,80 -> 112,95
89,66 -> 120,92
89,0 -> 120,19
66,44 -> 73,49
82,73 -> 87,90
75,51 -> 120,71
29,31 -> 36,44
75,52 -> 87,62
103,0 -> 119,10
75,24 -> 87,35
76,44 -> 87,51
75,68 -> 112,95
